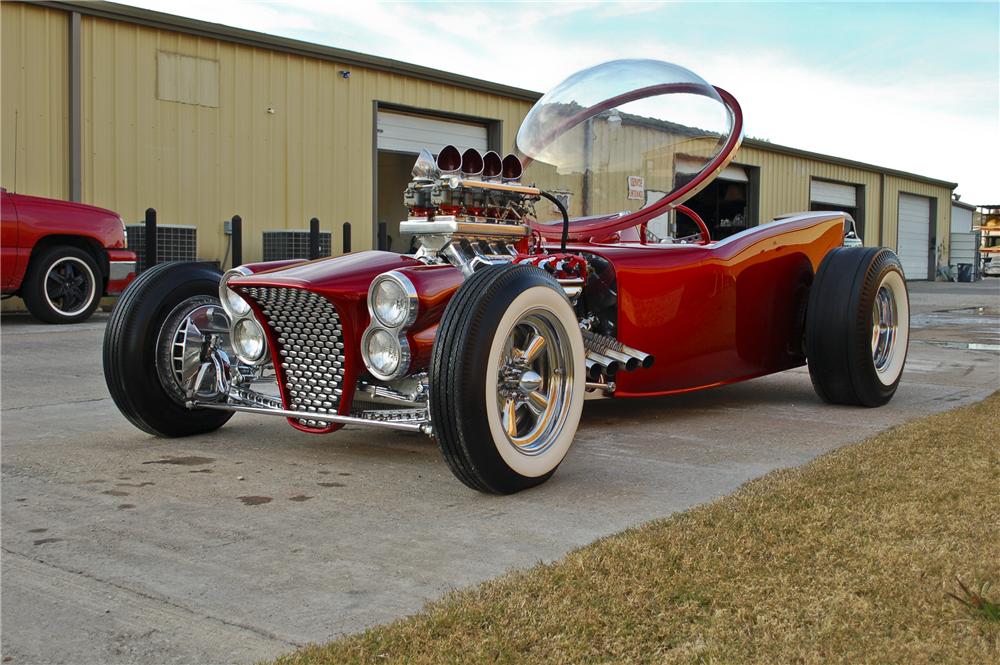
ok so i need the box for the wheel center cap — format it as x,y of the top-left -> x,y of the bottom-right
518,370 -> 543,394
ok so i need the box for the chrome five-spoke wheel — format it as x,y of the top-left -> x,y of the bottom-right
430,264 -> 585,494
496,310 -> 575,455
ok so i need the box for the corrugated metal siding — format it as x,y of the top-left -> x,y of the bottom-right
0,3 -> 69,199
78,15 -> 532,262
949,232 -> 977,266
735,145 -> 882,243
883,176 -> 952,271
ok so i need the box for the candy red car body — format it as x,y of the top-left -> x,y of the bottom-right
105,60 -> 908,493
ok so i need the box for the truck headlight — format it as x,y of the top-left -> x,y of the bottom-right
363,328 -> 406,379
233,318 -> 266,363
368,272 -> 417,329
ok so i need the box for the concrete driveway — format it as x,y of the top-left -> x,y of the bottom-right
2,279 -> 998,665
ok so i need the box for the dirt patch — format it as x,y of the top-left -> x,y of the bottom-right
101,490 -> 129,497
317,482 -> 346,488
289,495 -> 314,502
142,456 -> 216,466
237,496 -> 272,506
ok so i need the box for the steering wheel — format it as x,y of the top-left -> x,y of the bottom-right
641,204 -> 712,244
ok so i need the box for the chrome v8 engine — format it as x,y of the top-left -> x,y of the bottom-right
399,145 -> 540,275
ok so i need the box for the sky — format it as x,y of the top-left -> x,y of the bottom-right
125,1 -> 999,204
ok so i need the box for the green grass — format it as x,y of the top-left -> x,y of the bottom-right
271,392 -> 1000,665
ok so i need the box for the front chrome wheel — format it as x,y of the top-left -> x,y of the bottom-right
430,264 -> 585,493
496,309 -> 576,455
155,296 -> 233,402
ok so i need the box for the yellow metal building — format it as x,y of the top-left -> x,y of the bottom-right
2,0 -> 957,281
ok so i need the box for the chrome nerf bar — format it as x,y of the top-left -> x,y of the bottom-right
186,400 -> 432,435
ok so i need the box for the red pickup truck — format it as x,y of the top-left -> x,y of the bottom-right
1,188 -> 136,323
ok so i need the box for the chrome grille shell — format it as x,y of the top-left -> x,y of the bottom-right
237,286 -> 346,429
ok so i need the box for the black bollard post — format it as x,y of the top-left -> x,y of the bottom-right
231,215 -> 242,267
144,207 -> 157,272
309,217 -> 320,260
342,222 -> 351,254
377,222 -> 387,251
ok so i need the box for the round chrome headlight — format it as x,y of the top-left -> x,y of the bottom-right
233,318 -> 266,363
371,278 -> 410,328
219,269 -> 251,317
363,328 -> 401,378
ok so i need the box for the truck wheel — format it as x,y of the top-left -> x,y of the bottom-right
103,262 -> 234,437
806,247 -> 909,406
430,264 -> 586,494
22,245 -> 102,323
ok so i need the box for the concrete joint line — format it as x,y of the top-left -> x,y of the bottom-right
1,547 -> 304,649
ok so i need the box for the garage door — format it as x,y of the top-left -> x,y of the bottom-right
898,193 -> 932,279
810,180 -> 856,207
377,111 -> 488,155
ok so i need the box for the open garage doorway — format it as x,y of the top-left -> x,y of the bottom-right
672,159 -> 759,240
374,108 -> 493,252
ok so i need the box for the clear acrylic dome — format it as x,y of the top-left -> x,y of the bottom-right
516,59 -> 735,223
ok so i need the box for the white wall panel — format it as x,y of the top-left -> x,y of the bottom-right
898,193 -> 931,279
811,180 -> 857,207
377,111 -> 487,155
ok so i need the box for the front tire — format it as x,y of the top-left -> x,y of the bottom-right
22,245 -> 102,324
103,262 -> 234,437
430,265 -> 586,494
806,247 -> 910,406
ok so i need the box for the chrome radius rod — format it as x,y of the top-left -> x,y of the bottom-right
187,400 -> 432,434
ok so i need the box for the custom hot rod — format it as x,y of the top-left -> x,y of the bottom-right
104,60 -> 909,494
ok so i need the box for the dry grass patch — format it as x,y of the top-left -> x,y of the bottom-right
273,393 -> 1000,664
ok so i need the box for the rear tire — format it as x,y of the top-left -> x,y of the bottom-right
805,247 -> 909,406
22,245 -> 102,324
103,262 -> 234,437
430,265 -> 586,494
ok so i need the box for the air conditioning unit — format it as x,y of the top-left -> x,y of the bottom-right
127,224 -> 197,270
262,230 -> 331,261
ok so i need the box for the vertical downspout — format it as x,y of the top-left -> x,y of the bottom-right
69,11 -> 82,202
878,171 -> 885,248
581,118 -> 592,217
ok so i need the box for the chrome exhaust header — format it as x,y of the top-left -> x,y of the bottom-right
583,330 -> 655,371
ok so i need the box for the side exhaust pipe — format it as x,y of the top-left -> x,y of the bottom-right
586,350 -> 620,378
583,330 -> 655,371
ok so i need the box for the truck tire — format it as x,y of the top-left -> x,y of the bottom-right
806,247 -> 910,406
103,261 -> 233,437
430,264 -> 586,494
22,245 -> 102,324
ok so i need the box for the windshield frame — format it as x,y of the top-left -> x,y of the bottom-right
524,85 -> 744,242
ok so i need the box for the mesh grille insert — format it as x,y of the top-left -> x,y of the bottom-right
239,287 -> 345,428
